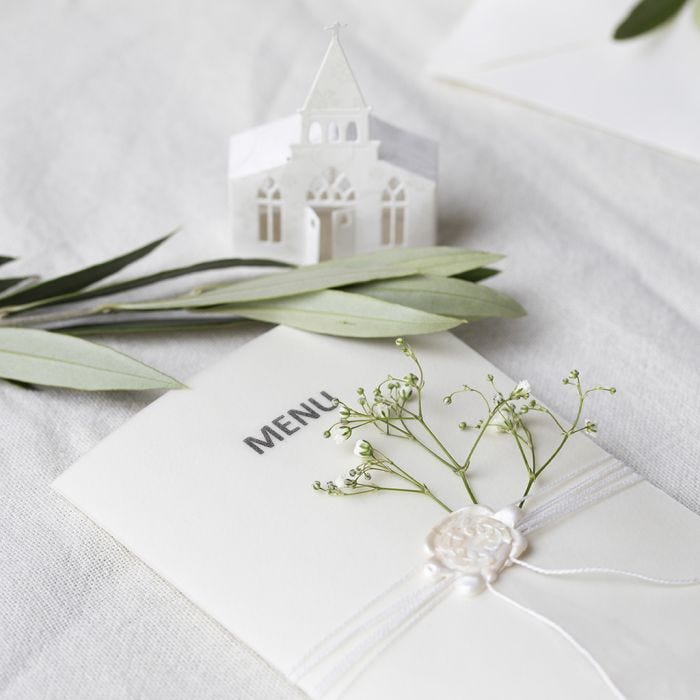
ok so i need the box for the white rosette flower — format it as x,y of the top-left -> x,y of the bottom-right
424,504 -> 528,595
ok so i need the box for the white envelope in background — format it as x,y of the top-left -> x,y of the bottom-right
52,328 -> 700,699
427,0 -> 700,163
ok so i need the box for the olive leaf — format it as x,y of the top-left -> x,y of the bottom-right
0,256 -> 15,268
59,315 -> 254,337
614,0 -> 688,39
0,328 -> 184,391
106,248 -> 502,311
0,231 -> 177,308
0,277 -> 33,295
349,275 -> 525,320
451,267 -> 500,283
6,257 -> 292,314
209,289 -> 463,337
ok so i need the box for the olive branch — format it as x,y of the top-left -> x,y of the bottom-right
0,234 -> 524,391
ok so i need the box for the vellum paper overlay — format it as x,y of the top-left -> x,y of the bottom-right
53,328 -> 700,699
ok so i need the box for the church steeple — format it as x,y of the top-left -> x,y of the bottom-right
299,24 -> 371,145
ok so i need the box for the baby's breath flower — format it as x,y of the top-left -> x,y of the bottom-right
511,380 -> 531,399
398,384 -> 413,400
372,403 -> 390,418
489,414 -> 511,434
315,344 -> 615,513
518,380 -> 530,394
332,425 -> 352,443
354,439 -> 373,458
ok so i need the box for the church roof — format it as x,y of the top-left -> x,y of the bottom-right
301,33 -> 367,111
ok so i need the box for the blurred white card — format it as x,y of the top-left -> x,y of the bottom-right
53,328 -> 700,698
427,0 -> 700,162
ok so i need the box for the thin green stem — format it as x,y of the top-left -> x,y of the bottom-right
0,304 -> 110,326
366,483 -> 452,513
460,399 -> 510,471
398,406 -> 460,471
459,471 -> 478,504
521,380 -> 586,500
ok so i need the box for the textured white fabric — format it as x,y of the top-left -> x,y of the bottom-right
0,0 -> 698,698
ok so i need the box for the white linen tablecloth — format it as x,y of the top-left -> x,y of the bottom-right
1,1 -> 698,697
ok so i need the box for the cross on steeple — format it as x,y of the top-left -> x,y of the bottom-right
299,22 -> 368,144
324,21 -> 347,39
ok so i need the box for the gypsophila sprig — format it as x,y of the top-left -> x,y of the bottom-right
315,339 -> 616,512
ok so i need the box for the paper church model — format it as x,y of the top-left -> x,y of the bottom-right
228,24 -> 438,264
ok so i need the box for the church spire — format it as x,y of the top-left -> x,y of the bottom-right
301,24 -> 367,112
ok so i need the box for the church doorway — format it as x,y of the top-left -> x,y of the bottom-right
306,168 -> 356,261
305,207 -> 354,261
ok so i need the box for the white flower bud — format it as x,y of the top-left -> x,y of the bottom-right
511,380 -> 531,399
372,403 -> 390,418
353,439 -> 373,458
332,425 -> 352,444
398,384 -> 413,400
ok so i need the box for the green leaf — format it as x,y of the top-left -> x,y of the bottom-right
451,267 -> 500,283
10,257 -> 293,313
0,277 -> 32,295
211,289 -> 464,337
350,275 -> 525,320
0,231 -> 176,308
109,248 -> 502,310
0,328 -> 184,391
0,256 -> 15,269
1,377 -> 36,390
695,0 -> 700,26
58,316 -> 256,336
613,0 -> 687,39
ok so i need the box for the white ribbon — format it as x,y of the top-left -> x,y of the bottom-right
291,458 -> 698,698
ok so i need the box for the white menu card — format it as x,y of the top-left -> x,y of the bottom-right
54,328 -> 700,698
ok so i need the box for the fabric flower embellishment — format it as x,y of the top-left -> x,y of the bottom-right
424,504 -> 527,595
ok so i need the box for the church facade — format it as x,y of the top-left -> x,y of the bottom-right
228,28 -> 438,264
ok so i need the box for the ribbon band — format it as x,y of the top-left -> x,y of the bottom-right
290,458 -> 695,698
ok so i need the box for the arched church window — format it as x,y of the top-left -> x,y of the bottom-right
345,121 -> 358,141
327,121 -> 340,142
257,176 -> 282,243
308,121 -> 323,144
381,177 -> 407,245
306,167 -> 355,203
